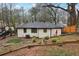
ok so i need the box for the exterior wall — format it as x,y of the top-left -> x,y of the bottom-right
57,29 -> 61,35
51,29 -> 61,36
17,29 -> 38,37
17,29 -> 25,37
27,29 -> 38,37
38,29 -> 51,38
17,28 -> 61,38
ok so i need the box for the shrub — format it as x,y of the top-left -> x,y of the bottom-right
44,36 -> 49,40
32,36 -> 37,43
26,35 -> 30,38
52,39 -> 57,43
32,36 -> 37,38
36,37 -> 39,39
51,37 -> 60,44
32,39 -> 36,43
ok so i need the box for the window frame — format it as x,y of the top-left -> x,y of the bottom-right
23,28 -> 27,33
31,28 -> 37,33
43,29 -> 47,33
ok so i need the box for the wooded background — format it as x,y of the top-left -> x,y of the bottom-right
0,3 -> 79,32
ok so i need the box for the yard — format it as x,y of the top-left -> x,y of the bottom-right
0,34 -> 79,56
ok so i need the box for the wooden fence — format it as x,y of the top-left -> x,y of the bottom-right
63,25 -> 77,33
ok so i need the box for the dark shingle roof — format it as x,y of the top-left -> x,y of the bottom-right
16,22 -> 64,29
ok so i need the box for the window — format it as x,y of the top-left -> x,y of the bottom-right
43,29 -> 47,33
31,28 -> 37,33
24,28 -> 27,33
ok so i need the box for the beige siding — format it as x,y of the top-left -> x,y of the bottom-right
17,29 -> 39,37
28,29 -> 38,37
57,29 -> 61,35
51,29 -> 61,36
17,29 -> 25,37
38,29 -> 50,38
17,28 -> 61,38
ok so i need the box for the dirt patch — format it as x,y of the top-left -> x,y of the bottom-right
3,43 -> 79,56
1,34 -> 79,56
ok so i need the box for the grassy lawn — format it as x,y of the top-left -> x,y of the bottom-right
0,34 -> 79,56
44,47 -> 73,56
0,36 -> 32,55
7,38 -> 22,44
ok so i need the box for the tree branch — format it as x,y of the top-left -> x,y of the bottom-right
42,4 -> 68,12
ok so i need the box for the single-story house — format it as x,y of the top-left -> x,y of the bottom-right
16,22 -> 64,38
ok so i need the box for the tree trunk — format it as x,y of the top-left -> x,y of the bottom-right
45,3 -> 77,26
68,3 -> 77,26
34,15 -> 36,22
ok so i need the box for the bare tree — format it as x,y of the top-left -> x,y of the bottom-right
43,3 -> 78,26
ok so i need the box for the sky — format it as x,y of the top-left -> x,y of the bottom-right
15,3 -> 79,10
15,3 -> 34,10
